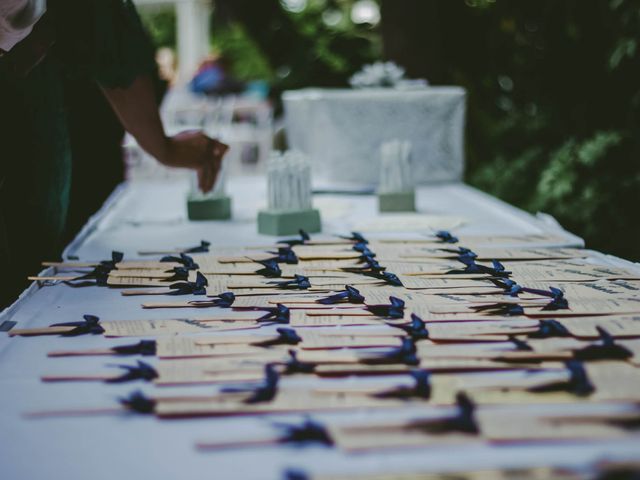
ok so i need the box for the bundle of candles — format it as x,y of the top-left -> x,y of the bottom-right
187,153 -> 231,220
267,150 -> 313,211
258,150 -> 321,235
377,139 -> 416,212
378,139 -> 413,194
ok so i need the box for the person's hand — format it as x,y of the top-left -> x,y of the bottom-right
161,131 -> 229,192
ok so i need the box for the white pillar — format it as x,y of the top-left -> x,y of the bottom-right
175,0 -> 211,84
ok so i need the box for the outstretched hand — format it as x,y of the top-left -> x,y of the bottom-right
162,131 -> 229,193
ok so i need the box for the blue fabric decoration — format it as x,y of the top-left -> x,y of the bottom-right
162,267 -> 190,282
283,469 -> 310,480
279,229 -> 311,246
255,328 -> 302,347
65,251 -> 124,286
275,418 -> 334,446
366,296 -> 405,319
255,259 -> 282,278
111,340 -> 157,356
52,314 -> 104,336
106,361 -> 158,383
266,247 -> 299,265
528,319 -> 571,339
255,304 -> 291,324
339,232 -> 368,243
119,390 -> 156,414
160,253 -> 199,270
183,240 -> 211,253
390,313 -> 430,340
187,291 -> 236,308
529,360 -> 595,397
268,274 -> 311,290
573,327 -> 633,361
352,241 -> 371,253
450,257 -> 511,278
283,349 -> 316,374
374,369 -> 431,400
363,337 -> 419,366
435,230 -> 459,244
167,271 -> 208,295
245,364 -> 280,404
317,285 -> 365,305
472,302 -> 525,316
509,335 -> 534,351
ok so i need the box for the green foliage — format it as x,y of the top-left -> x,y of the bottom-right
210,23 -> 275,82
435,0 -> 640,260
138,8 -> 176,48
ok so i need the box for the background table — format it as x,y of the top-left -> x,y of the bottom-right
1,177 -> 638,480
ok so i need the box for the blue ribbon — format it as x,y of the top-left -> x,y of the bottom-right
366,296 -> 405,319
275,419 -> 334,446
279,229 -> 311,247
435,230 -> 459,244
443,393 -> 479,433
374,369 -> 431,400
255,304 -> 291,324
283,349 -> 316,374
187,291 -> 236,308
162,267 -> 190,282
573,327 -> 633,361
472,303 -> 525,316
352,241 -> 371,253
106,361 -> 159,383
255,259 -> 282,278
119,390 -> 156,414
391,313 -> 430,340
245,364 -> 280,404
255,328 -> 302,347
266,247 -> 299,265
450,257 -> 511,278
317,285 -> 365,305
439,246 -> 477,260
509,335 -> 534,351
363,337 -> 419,366
340,232 -> 368,244
268,274 -> 311,290
529,360 -> 595,397
283,470 -> 310,480
52,314 -> 104,336
528,319 -> 570,339
168,271 -> 208,295
342,255 -> 383,273
357,269 -> 403,286
183,240 -> 211,253
111,340 -> 157,356
160,253 -> 199,270
65,251 -> 124,286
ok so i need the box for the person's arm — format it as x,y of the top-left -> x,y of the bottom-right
100,75 -> 228,192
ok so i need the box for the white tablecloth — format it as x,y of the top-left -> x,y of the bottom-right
3,178 -> 639,480
283,88 -> 466,186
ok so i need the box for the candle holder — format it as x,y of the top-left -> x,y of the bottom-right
258,151 -> 321,235
377,139 -> 416,212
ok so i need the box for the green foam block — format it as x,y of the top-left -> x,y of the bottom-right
257,209 -> 322,236
187,195 -> 232,220
378,190 -> 416,212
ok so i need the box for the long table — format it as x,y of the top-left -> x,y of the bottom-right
1,178 -> 638,480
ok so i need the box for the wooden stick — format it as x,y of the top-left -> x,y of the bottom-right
27,275 -> 79,282
9,326 -> 75,337
48,348 -> 117,357
121,288 -> 172,296
41,261 -> 97,268
41,374 -> 116,382
196,437 -> 281,451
